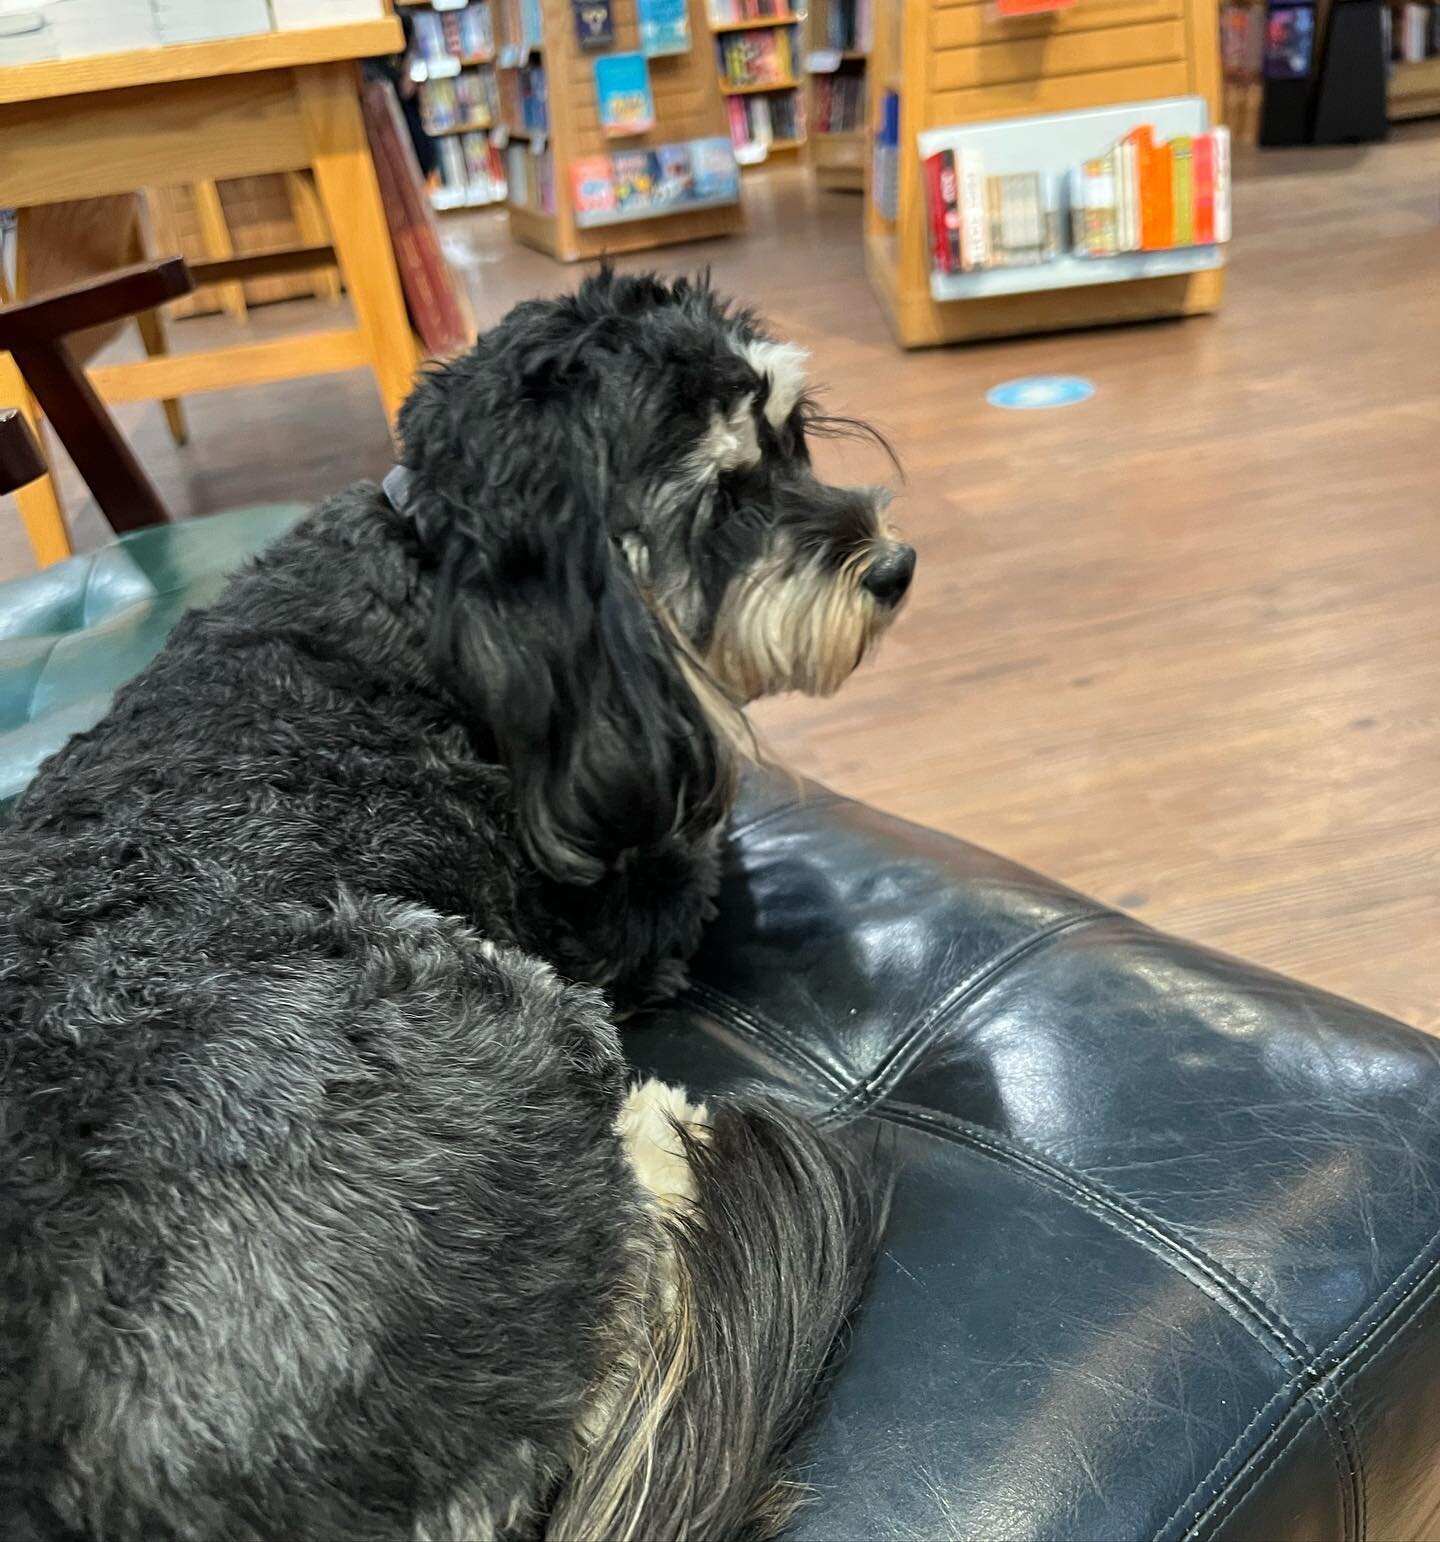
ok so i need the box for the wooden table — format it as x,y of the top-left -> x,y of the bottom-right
0,19 -> 417,566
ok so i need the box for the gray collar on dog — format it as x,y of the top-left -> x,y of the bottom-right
382,464 -> 413,514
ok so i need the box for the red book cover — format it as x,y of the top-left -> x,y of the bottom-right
360,78 -> 472,358
1192,131 -> 1216,243
924,152 -> 949,273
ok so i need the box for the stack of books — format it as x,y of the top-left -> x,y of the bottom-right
570,137 -> 740,225
433,132 -> 507,208
922,124 -> 1231,275
506,142 -> 555,211
725,91 -> 803,150
421,69 -> 500,134
813,71 -> 865,134
823,0 -> 871,50
411,3 -> 494,66
498,0 -> 542,52
497,61 -> 547,133
1071,125 -> 1230,256
717,27 -> 796,87
1392,1 -> 1440,60
708,0 -> 792,21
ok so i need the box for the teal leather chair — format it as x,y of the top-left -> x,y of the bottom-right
0,503 -> 304,811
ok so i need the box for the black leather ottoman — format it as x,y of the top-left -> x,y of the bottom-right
4,524 -> 1439,1539
627,776 -> 1440,1542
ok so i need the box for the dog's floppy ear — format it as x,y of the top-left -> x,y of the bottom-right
420,473 -> 728,886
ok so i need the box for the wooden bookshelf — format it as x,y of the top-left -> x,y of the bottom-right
403,2 -> 508,210
805,0 -> 870,192
1389,56 -> 1440,120
500,0 -> 742,261
707,8 -> 805,165
865,0 -> 1225,348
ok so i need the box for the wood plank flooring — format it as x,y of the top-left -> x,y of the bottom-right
3,124 -> 1437,1031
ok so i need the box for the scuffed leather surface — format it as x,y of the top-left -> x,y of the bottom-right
0,505 -> 305,808
4,521 -> 1438,1540
625,775 -> 1440,1541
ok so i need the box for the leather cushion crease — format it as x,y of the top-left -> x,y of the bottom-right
3,510 -> 1438,1541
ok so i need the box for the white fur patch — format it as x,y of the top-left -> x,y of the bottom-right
695,394 -> 761,474
738,338 -> 810,429
617,1079 -> 710,1212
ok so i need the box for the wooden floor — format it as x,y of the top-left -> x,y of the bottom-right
3,125 -> 1438,1032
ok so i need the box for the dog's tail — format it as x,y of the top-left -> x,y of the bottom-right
547,1080 -> 889,1542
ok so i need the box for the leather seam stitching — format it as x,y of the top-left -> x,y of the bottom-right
681,979 -> 850,1094
878,1103 -> 1311,1364
20,635 -> 64,733
1187,1402 -> 1330,1541
1167,1233 -> 1440,1540
818,909 -> 1120,1122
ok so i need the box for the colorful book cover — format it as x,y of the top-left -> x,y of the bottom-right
1264,5 -> 1315,78
654,143 -> 695,204
1171,135 -> 1194,245
611,149 -> 657,211
571,154 -> 617,215
1152,142 -> 1175,249
594,52 -> 655,137
1192,132 -> 1216,244
571,0 -> 613,48
1123,125 -> 1159,251
637,0 -> 690,56
691,135 -> 740,200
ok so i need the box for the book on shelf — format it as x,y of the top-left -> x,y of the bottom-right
420,69 -> 501,134
595,52 -> 656,136
638,0 -> 690,55
1393,1 -> 1440,61
497,61 -> 548,133
873,90 -> 900,221
717,28 -> 796,87
725,90 -> 803,150
505,141 -> 555,212
823,0 -> 872,50
568,137 -> 740,224
411,3 -> 495,64
1263,5 -> 1316,79
925,124 -> 1231,275
813,70 -> 866,134
498,0 -> 544,52
433,133 -> 508,207
708,0 -> 793,22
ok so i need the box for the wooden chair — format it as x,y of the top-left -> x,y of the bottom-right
0,258 -> 194,538
0,409 -> 47,500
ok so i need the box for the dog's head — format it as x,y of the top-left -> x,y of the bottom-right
399,270 -> 913,882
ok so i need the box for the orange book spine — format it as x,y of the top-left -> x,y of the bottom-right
1127,126 -> 1161,251
1149,142 -> 1175,248
1192,132 -> 1216,244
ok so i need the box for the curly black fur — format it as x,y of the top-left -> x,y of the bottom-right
0,271 -> 906,1541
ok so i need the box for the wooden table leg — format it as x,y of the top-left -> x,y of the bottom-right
295,61 -> 418,427
285,171 -> 343,303
0,350 -> 73,567
193,178 -> 248,322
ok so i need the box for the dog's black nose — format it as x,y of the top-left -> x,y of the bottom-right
862,544 -> 916,605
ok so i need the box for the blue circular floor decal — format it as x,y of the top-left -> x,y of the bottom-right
987,375 -> 1096,410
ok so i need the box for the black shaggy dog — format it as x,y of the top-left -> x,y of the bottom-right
0,272 -> 915,1542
